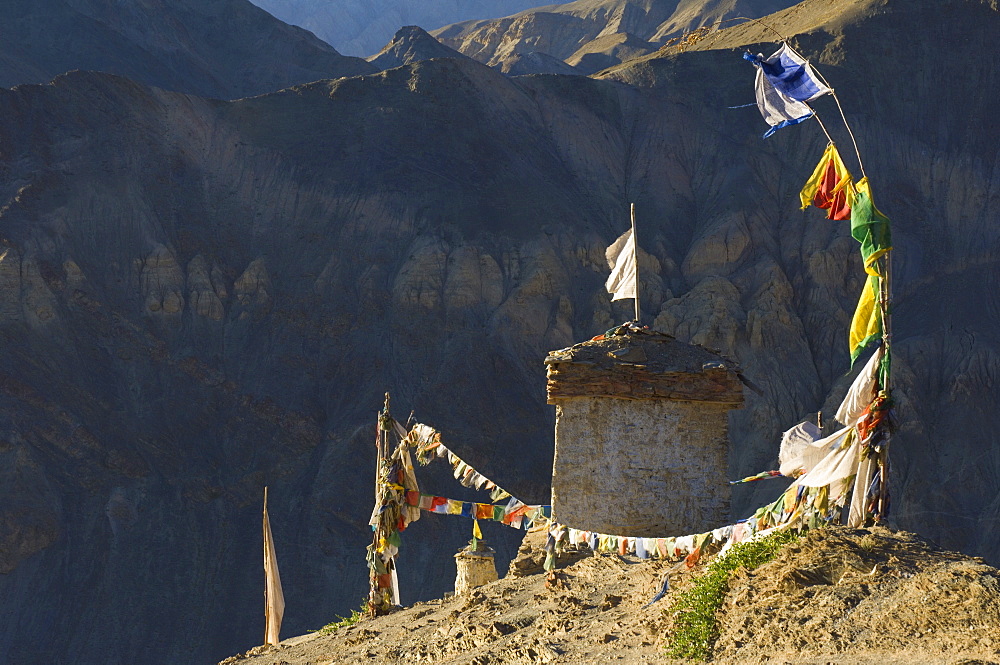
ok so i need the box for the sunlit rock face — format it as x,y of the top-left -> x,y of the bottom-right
2,0 -> 1000,663
432,0 -> 797,73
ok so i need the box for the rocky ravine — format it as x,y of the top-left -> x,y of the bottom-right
221,527 -> 1000,664
2,0 -> 1000,663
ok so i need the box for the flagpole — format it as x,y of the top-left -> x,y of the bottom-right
877,251 -> 892,520
263,485 -> 268,643
630,203 -> 640,324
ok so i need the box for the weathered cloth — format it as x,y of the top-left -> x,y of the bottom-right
836,346 -> 883,426
605,228 -> 637,301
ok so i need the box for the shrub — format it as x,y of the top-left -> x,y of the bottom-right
666,529 -> 801,660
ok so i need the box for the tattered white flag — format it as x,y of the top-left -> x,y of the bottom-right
605,228 -> 637,301
745,44 -> 832,138
263,490 -> 285,646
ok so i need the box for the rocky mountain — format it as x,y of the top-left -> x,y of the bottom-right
433,0 -> 799,74
0,0 -> 375,99
2,0 -> 1000,663
367,26 -> 472,71
250,0 -> 557,57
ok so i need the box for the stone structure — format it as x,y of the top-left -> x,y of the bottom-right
454,540 -> 498,595
545,325 -> 744,537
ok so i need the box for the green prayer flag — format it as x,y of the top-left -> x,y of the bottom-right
850,179 -> 892,276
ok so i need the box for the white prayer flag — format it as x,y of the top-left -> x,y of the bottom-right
835,346 -> 883,427
605,228 -> 637,301
754,68 -> 814,137
263,490 -> 285,646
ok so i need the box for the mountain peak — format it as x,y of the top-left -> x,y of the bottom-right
367,25 -> 472,71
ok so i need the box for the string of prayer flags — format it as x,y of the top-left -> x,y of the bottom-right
800,143 -> 854,220
729,470 -> 784,484
408,492 -> 551,530
403,422 -> 514,502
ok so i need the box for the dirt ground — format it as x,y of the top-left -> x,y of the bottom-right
221,527 -> 1000,665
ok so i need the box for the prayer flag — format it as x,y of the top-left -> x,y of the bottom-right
754,44 -> 831,103
263,489 -> 284,647
745,54 -> 814,138
850,275 -> 882,363
800,143 -> 853,220
605,228 -> 637,301
851,178 -> 892,276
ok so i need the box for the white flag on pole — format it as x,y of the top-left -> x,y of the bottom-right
263,490 -> 285,646
605,228 -> 637,301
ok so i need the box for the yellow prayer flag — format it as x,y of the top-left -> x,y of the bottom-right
473,519 -> 482,540
849,275 -> 882,362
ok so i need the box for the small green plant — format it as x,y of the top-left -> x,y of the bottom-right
859,533 -> 878,551
666,529 -> 801,661
313,598 -> 368,635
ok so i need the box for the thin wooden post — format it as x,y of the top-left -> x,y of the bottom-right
876,251 -> 892,521
630,203 -> 640,324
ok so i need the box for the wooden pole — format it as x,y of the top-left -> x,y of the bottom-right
369,395 -> 387,614
630,202 -> 640,324
369,392 -> 396,615
876,251 -> 892,521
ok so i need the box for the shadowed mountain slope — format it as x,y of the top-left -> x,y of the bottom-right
1,0 -> 1000,663
0,0 -> 375,99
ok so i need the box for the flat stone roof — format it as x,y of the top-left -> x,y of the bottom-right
544,323 -> 745,405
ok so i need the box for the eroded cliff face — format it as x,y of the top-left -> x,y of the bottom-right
1,0 -> 1000,662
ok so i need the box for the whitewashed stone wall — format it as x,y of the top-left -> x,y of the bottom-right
551,396 -> 732,536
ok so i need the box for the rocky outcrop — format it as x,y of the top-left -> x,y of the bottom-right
566,32 -> 657,74
2,1 -> 1000,663
497,51 -> 584,76
367,26 -> 472,71
0,0 -> 376,99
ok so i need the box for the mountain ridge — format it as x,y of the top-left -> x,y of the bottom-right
432,0 -> 798,73
249,0 -> 559,56
0,0 -> 375,99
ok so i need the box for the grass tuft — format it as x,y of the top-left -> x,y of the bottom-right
313,599 -> 368,635
665,529 -> 801,661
